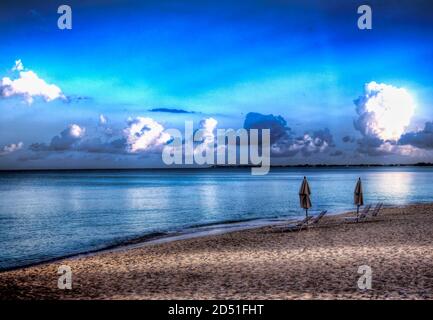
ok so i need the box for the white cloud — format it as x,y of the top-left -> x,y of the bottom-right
99,114 -> 108,125
199,118 -> 218,141
0,60 -> 65,105
123,117 -> 171,153
355,81 -> 415,142
194,117 -> 218,156
0,142 -> 23,156
47,124 -> 86,151
354,82 -> 417,156
376,141 -> 424,157
68,124 -> 86,138
29,116 -> 172,155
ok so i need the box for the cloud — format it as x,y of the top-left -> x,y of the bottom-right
162,117 -> 219,160
342,135 -> 356,143
30,124 -> 85,152
0,60 -> 65,105
0,142 -> 23,156
296,128 -> 335,157
193,118 -> 218,156
375,141 -> 422,157
64,95 -> 92,104
353,81 -> 416,155
354,81 -> 415,141
30,117 -> 172,156
99,114 -> 108,125
29,123 -> 122,154
272,129 -> 335,157
124,117 -> 171,153
354,136 -> 422,157
148,108 -> 195,114
244,112 -> 334,157
399,122 -> 433,149
27,116 -> 224,163
244,112 -> 293,145
199,118 -> 218,137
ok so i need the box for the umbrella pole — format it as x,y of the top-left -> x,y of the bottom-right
356,205 -> 360,222
306,209 -> 308,218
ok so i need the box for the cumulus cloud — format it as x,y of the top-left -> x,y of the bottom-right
0,142 -> 23,156
244,112 -> 334,157
353,81 -> 416,155
199,118 -> 218,139
272,129 -> 335,157
399,122 -> 433,149
30,116 -> 172,156
124,117 -> 171,153
296,129 -> 335,157
161,117 -> 219,162
354,81 -> 415,141
244,112 -> 293,145
0,60 -> 65,105
193,118 -> 218,156
30,124 -> 85,152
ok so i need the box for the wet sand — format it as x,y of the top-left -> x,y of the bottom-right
1,204 -> 433,300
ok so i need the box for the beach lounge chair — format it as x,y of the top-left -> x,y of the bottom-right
345,204 -> 372,223
370,202 -> 383,217
284,216 -> 313,232
308,210 -> 327,225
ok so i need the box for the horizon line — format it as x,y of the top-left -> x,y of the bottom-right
1,163 -> 433,172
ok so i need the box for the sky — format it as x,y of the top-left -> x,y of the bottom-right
1,0 -> 433,169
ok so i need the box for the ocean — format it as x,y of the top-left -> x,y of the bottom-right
0,167 -> 431,270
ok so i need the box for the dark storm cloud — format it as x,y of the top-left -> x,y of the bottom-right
243,112 -> 335,157
243,112 -> 294,145
356,136 -> 385,156
399,122 -> 433,149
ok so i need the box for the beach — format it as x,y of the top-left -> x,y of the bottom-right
1,203 -> 433,300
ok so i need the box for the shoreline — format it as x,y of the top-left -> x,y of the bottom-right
0,203 -> 418,273
0,215 -> 296,273
2,203 -> 433,299
0,207 -> 360,273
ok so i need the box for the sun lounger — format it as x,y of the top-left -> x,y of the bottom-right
308,210 -> 327,225
345,204 -> 372,223
284,216 -> 313,232
370,202 -> 383,217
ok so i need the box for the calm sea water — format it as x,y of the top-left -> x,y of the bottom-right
0,167 -> 432,270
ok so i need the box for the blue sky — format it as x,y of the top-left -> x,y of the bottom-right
1,0 -> 433,169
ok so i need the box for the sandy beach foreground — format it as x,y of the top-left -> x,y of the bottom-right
1,204 -> 433,300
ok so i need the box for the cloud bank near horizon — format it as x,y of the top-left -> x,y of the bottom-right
0,142 -> 23,156
1,58 -> 433,167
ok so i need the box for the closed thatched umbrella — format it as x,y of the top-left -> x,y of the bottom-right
354,177 -> 364,218
299,176 -> 312,218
